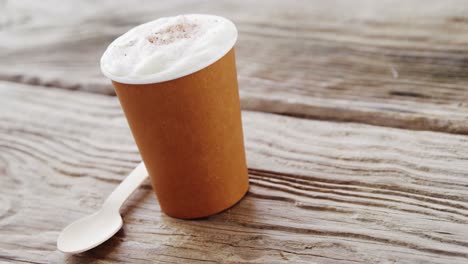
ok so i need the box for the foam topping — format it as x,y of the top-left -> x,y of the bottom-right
100,14 -> 238,84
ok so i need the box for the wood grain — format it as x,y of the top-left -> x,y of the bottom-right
1,0 -> 468,133
1,81 -> 467,263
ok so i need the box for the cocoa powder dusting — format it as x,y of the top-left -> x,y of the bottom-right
147,21 -> 199,45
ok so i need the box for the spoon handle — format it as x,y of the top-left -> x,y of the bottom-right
103,162 -> 148,211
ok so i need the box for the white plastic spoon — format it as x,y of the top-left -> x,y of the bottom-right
57,162 -> 148,254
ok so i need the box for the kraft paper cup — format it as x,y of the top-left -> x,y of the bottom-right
110,49 -> 249,219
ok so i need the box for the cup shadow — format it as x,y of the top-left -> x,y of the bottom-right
63,182 -> 261,262
156,188 -> 266,261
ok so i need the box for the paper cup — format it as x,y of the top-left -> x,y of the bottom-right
111,49 -> 249,219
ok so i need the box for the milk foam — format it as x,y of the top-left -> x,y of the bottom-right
100,14 -> 238,84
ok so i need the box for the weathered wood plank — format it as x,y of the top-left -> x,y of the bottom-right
1,0 -> 468,133
1,81 -> 467,263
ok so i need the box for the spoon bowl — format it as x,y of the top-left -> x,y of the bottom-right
57,208 -> 122,254
57,162 -> 148,254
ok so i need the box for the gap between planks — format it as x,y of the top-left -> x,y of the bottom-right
1,0 -> 468,135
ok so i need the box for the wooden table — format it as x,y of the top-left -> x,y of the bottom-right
1,1 -> 468,263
